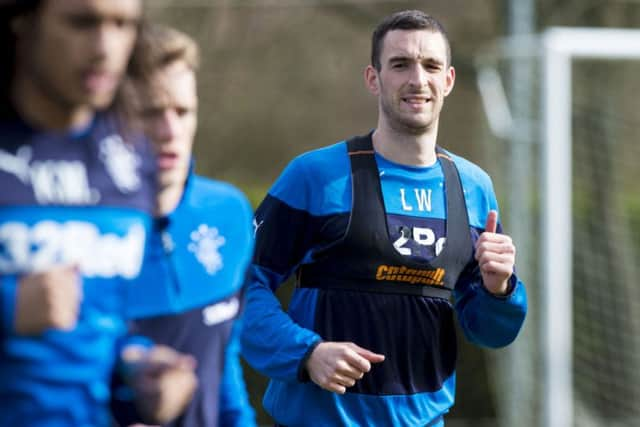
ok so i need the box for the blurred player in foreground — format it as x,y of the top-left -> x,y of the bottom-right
0,1 -> 196,425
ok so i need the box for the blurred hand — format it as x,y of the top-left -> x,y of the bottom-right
15,265 -> 82,335
306,342 -> 385,394
123,344 -> 198,425
475,210 -> 515,295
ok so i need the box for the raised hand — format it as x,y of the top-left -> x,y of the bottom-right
306,341 -> 385,394
15,265 -> 82,335
474,210 -> 516,296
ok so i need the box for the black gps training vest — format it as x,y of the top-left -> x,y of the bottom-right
296,134 -> 473,396
298,133 -> 472,299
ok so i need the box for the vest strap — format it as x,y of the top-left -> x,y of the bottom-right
298,274 -> 452,299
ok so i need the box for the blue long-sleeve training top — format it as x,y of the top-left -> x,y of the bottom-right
0,111 -> 156,427
241,134 -> 527,427
112,171 -> 256,427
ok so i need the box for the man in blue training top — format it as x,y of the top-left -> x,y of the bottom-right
241,10 -> 527,427
111,24 -> 256,427
0,1 -> 197,426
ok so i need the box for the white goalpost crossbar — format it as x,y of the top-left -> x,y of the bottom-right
541,27 -> 640,427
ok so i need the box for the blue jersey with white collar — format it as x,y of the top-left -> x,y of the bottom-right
0,111 -> 156,427
117,173 -> 256,427
241,135 -> 527,427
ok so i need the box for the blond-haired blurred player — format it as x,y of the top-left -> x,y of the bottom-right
111,24 -> 256,427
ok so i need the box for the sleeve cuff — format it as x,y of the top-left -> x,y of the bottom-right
116,335 -> 155,380
0,275 -> 19,335
296,339 -> 323,383
481,274 -> 518,300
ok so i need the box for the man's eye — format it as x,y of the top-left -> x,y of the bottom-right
113,18 -> 133,29
141,109 -> 162,119
67,16 -> 99,30
423,62 -> 442,71
175,108 -> 189,117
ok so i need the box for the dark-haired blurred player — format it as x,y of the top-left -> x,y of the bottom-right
241,9 -> 527,427
0,1 -> 196,426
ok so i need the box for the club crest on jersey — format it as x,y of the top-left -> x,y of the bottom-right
188,224 -> 225,275
99,135 -> 141,193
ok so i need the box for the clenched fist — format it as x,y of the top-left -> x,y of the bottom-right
15,265 -> 82,335
306,342 -> 385,394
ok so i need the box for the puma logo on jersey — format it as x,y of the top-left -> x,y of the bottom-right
0,221 -> 146,278
253,218 -> 264,237
202,297 -> 239,326
99,135 -> 141,193
0,145 -> 31,184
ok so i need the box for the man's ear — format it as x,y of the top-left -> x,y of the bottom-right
364,65 -> 380,96
444,65 -> 456,97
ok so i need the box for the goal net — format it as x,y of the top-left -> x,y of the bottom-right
477,28 -> 640,427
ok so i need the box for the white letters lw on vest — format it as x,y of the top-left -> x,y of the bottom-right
400,188 -> 432,212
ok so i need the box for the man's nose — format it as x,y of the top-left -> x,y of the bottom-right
89,24 -> 112,62
155,111 -> 179,142
408,64 -> 428,88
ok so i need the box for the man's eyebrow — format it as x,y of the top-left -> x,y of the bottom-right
422,57 -> 445,65
387,55 -> 444,65
63,10 -> 140,25
388,55 -> 411,63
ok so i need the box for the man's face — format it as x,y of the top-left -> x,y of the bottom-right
21,0 -> 141,110
136,61 -> 198,191
365,29 -> 455,135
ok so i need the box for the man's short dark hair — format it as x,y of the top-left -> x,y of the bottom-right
370,10 -> 451,71
0,0 -> 41,115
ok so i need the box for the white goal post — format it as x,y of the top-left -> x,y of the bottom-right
541,27 -> 640,427
477,26 -> 640,427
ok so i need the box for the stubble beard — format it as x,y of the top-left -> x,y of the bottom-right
380,94 -> 433,136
